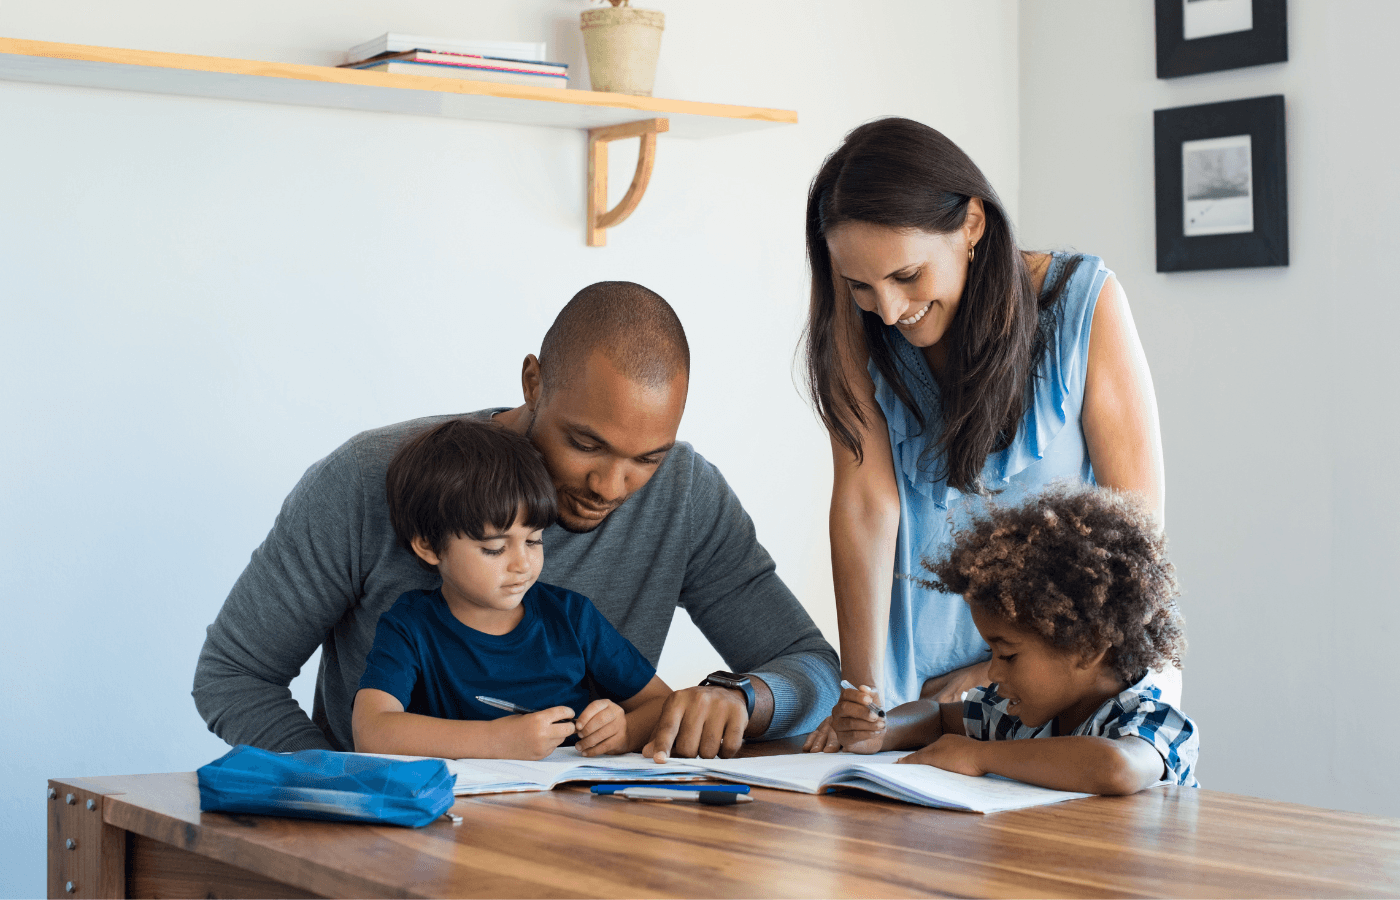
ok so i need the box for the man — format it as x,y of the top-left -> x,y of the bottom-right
193,281 -> 838,758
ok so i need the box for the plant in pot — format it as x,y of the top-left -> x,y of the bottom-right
580,0 -> 665,96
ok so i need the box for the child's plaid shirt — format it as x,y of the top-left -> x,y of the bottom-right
962,671 -> 1200,787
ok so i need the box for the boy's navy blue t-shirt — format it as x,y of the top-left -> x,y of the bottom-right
357,582 -> 656,721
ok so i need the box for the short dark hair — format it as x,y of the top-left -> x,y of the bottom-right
538,281 -> 690,397
385,419 -> 557,567
919,483 -> 1185,683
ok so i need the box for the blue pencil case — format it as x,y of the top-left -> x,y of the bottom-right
197,745 -> 456,828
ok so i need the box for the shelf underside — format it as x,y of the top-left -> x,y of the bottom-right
0,38 -> 797,137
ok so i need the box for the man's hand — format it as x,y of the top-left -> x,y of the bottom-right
642,686 -> 747,762
896,734 -> 986,777
830,684 -> 886,755
496,707 -> 578,760
575,699 -> 628,757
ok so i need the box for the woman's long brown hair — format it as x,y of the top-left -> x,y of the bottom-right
802,117 -> 1077,493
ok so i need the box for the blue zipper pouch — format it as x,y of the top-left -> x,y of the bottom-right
197,745 -> 456,828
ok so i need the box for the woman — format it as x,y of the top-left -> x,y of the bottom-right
800,118 -> 1168,752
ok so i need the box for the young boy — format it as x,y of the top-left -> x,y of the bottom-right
832,484 -> 1198,794
352,418 -> 671,761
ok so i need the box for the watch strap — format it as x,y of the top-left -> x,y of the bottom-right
700,671 -> 756,717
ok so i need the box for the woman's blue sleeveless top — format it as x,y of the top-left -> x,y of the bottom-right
870,252 -> 1110,707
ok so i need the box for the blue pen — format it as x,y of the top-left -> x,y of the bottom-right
590,783 -> 750,795
592,785 -> 753,805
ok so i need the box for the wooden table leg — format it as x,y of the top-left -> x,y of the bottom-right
48,779 -> 126,899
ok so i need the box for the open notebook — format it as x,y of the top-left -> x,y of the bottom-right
441,748 -> 705,795
672,751 -> 1092,813
418,748 -> 1090,812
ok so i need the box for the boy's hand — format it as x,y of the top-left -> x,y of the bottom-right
496,707 -> 577,760
897,734 -> 986,777
831,684 -> 887,754
575,699 -> 628,756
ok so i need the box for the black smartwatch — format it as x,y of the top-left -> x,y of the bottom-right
699,671 -> 755,717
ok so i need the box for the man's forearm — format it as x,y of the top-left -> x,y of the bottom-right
192,661 -> 333,751
749,645 -> 840,740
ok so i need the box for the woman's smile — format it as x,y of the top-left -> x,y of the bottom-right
898,301 -> 933,327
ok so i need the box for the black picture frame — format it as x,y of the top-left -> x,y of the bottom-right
1154,95 -> 1287,272
1156,0 -> 1287,78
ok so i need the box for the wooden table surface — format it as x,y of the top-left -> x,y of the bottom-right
48,748 -> 1400,899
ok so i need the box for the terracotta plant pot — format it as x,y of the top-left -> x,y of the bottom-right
580,6 -> 665,96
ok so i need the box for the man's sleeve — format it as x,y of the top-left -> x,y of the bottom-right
679,454 -> 840,739
192,445 -> 367,752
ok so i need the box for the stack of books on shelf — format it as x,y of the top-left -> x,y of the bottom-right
340,33 -> 567,89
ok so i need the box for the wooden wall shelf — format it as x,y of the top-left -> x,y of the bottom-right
0,37 -> 798,244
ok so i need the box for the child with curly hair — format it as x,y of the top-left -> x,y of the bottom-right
831,483 -> 1198,794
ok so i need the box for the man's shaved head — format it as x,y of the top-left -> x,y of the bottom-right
537,281 -> 690,398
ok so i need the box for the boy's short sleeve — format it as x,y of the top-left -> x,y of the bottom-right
962,686 -> 994,741
572,595 -> 656,702
1099,696 -> 1200,787
961,684 -> 1037,743
357,599 -> 422,709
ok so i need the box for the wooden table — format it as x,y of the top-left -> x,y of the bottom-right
48,746 -> 1400,899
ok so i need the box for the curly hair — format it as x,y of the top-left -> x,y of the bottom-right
919,483 -> 1185,683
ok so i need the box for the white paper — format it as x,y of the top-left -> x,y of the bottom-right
1183,0 -> 1253,40
676,751 -> 906,792
669,752 -> 1090,813
446,748 -> 702,795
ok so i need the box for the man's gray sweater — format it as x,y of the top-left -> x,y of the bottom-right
193,411 -> 839,752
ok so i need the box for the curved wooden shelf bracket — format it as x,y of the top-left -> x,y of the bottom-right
587,118 -> 669,246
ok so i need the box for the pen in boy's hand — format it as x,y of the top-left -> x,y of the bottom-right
839,680 -> 885,718
475,695 -> 538,714
475,696 -> 575,723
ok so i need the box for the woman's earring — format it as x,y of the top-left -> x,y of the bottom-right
968,243 -> 976,264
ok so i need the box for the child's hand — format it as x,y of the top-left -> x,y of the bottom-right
831,684 -> 887,754
496,707 -> 577,760
896,734 -> 986,777
574,699 -> 628,756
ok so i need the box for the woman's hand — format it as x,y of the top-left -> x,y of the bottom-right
801,717 -> 844,753
897,734 -> 986,777
831,684 -> 887,754
575,699 -> 628,756
921,660 -> 991,704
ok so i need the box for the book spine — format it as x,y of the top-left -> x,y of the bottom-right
359,62 -> 569,87
409,54 -> 566,76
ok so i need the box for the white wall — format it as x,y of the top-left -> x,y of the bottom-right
1019,1 -> 1400,818
0,2 -> 1021,895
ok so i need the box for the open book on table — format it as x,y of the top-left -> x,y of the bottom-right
428,748 -> 1089,812
441,747 -> 705,795
671,751 -> 1093,813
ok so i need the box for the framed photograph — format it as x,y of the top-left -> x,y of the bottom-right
1156,0 -> 1287,78
1154,95 -> 1287,272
